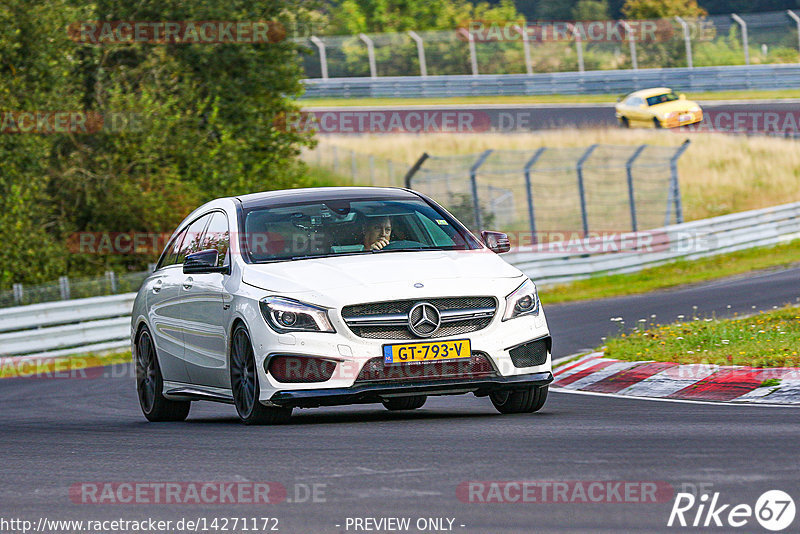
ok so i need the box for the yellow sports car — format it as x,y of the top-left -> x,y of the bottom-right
615,88 -> 702,129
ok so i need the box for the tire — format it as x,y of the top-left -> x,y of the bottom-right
382,395 -> 427,411
135,327 -> 191,422
230,324 -> 292,425
490,385 -> 548,414
620,117 -> 630,128
653,118 -> 663,129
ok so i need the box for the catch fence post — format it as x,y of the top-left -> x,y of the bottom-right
523,147 -> 547,241
576,145 -> 598,238
59,276 -> 71,300
731,14 -> 750,65
675,16 -> 693,68
404,153 -> 430,188
359,33 -> 377,78
470,150 -> 494,230
669,140 -> 691,224
309,36 -> 329,79
626,145 -> 647,232
408,31 -> 428,76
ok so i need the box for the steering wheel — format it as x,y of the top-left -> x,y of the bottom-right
382,240 -> 425,251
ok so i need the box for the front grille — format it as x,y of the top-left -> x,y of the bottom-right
508,338 -> 549,368
355,352 -> 496,383
342,296 -> 496,339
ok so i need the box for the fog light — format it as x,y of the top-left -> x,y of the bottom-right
267,356 -> 336,383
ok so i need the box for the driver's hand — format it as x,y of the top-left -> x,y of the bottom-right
371,237 -> 389,250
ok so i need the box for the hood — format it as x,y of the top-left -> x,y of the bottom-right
651,99 -> 699,116
241,249 -> 524,304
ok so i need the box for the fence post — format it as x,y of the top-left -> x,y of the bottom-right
576,144 -> 598,238
674,16 -> 693,68
458,28 -> 479,76
731,14 -> 750,65
523,148 -> 547,241
514,25 -> 533,75
408,31 -> 427,76
625,145 -> 647,232
59,276 -> 71,300
787,11 -> 800,55
568,24 -> 584,72
469,150 -> 493,230
669,140 -> 691,225
620,21 -> 638,69
404,153 -> 430,188
309,36 -> 329,79
359,33 -> 377,78
106,270 -> 118,293
13,283 -> 23,305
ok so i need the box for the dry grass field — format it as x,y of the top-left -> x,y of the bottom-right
320,130 -> 800,221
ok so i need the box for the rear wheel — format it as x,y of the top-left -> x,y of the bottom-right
135,327 -> 190,422
230,324 -> 292,425
382,395 -> 427,411
653,117 -> 663,129
490,385 -> 548,414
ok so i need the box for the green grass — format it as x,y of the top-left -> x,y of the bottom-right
0,350 -> 131,379
603,307 -> 800,367
539,239 -> 800,305
300,89 -> 800,108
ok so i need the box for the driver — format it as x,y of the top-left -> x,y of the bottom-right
362,216 -> 392,250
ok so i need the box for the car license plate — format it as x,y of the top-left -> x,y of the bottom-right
679,113 -> 693,123
383,339 -> 471,364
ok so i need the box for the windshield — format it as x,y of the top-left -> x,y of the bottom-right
646,92 -> 679,106
241,197 -> 481,263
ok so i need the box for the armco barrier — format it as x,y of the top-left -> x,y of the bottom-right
301,64 -> 800,98
1,202 -> 798,358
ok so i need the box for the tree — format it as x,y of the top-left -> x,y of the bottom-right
572,0 -> 611,20
621,0 -> 706,19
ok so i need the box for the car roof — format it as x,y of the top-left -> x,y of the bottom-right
235,186 -> 420,209
627,87 -> 673,98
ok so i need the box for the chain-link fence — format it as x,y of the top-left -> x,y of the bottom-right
299,10 -> 800,79
407,142 -> 689,239
1,270 -> 151,308
301,142 -> 407,187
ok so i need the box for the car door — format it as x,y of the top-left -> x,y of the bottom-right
146,229 -> 192,383
180,211 -> 233,388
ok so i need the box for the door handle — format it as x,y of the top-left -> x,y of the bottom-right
152,279 -> 163,294
182,277 -> 193,290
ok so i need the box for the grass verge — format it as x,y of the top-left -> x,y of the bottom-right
300,89 -> 800,108
0,350 -> 131,379
539,238 -> 800,305
603,306 -> 800,367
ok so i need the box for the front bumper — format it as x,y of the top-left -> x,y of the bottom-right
268,371 -> 553,408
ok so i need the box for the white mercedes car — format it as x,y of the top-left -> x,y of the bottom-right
131,187 -> 553,424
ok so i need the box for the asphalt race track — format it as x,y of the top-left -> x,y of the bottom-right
1,267 -> 799,533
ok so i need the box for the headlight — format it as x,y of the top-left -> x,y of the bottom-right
259,297 -> 336,333
689,106 -> 701,113
503,279 -> 540,321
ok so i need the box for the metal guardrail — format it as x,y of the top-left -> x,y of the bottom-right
1,202 -> 798,359
301,64 -> 800,98
506,201 -> 800,285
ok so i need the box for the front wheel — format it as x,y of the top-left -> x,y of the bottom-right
230,324 -> 292,425
382,395 -> 427,411
653,117 -> 663,129
135,327 -> 190,422
490,385 -> 548,414
620,116 -> 630,128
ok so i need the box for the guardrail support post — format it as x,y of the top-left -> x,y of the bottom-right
625,145 -> 647,232
408,31 -> 428,76
514,25 -> 533,75
576,144 -> 598,238
620,21 -> 638,69
59,276 -> 71,300
13,283 -> 23,305
731,14 -> 750,65
523,148 -> 547,242
675,16 -> 693,68
667,140 -> 691,225
359,33 -> 378,78
568,24 -> 584,72
310,36 -> 329,79
787,11 -> 800,56
469,150 -> 493,230
404,153 -> 430,188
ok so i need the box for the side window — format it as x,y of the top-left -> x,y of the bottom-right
202,212 -> 231,267
177,214 -> 212,264
157,229 -> 187,269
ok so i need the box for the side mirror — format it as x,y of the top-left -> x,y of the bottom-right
481,231 -> 511,254
183,249 -> 228,274
679,93 -> 686,100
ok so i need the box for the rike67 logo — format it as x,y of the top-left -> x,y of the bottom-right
668,490 -> 795,531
